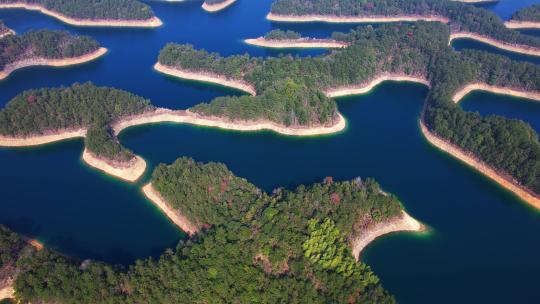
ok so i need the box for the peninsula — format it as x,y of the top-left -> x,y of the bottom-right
0,30 -> 106,80
156,22 -> 540,209
202,0 -> 237,13
505,4 -> 540,29
0,20 -> 14,38
268,0 -> 540,57
0,0 -> 162,27
0,158 -> 423,302
245,29 -> 348,49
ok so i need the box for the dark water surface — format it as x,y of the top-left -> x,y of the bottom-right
1,0 -> 539,303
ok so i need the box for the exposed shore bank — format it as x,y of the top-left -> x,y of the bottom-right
245,37 -> 348,49
202,0 -> 237,13
420,121 -> 540,210
142,183 -> 199,236
0,286 -> 14,301
0,28 -> 14,39
325,75 -> 430,98
449,32 -> 540,57
0,47 -> 108,80
451,0 -> 498,3
113,108 -> 347,136
452,83 -> 540,103
154,62 -> 256,96
82,149 -> 146,182
0,129 -> 86,147
504,21 -> 540,30
0,3 -> 162,27
266,13 -> 449,23
351,211 -> 424,261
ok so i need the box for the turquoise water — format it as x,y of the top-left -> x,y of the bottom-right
1,1 -> 540,303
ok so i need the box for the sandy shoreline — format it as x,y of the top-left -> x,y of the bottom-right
82,149 -> 146,182
154,62 -> 256,96
504,21 -> 540,29
202,0 -> 237,12
351,211 -> 424,261
420,121 -> 540,210
0,47 -> 108,80
451,0 -> 498,3
113,108 -> 347,136
142,183 -> 199,236
0,286 -> 14,301
452,83 -> 540,103
449,32 -> 540,57
0,3 -> 162,27
325,75 -> 430,98
0,128 -> 86,147
0,28 -> 14,39
245,37 -> 348,49
266,13 -> 449,23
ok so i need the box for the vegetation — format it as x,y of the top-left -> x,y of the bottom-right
159,22 -> 540,195
0,20 -> 10,36
0,0 -> 156,20
5,157 -> 404,303
510,4 -> 540,22
270,0 -> 540,47
264,29 -> 302,40
0,82 -> 153,162
0,30 -> 99,70
204,0 -> 231,4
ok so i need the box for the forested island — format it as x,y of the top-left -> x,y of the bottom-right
268,0 -> 540,56
202,0 -> 238,13
0,30 -> 106,80
505,4 -> 540,29
245,29 -> 349,49
0,20 -> 13,38
0,0 -> 162,27
156,22 -> 540,208
0,157 -> 423,303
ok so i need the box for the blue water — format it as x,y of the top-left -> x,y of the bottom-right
1,0 -> 540,303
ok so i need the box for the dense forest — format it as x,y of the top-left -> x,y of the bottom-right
0,0 -> 156,20
264,29 -> 302,40
0,30 -> 99,70
270,0 -> 540,47
158,22 -> 540,195
3,157 -> 405,303
510,4 -> 540,22
0,82 -> 154,162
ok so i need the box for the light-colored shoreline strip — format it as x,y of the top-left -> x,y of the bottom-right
154,62 -> 256,96
0,129 -> 86,147
504,21 -> 540,30
82,149 -> 146,182
0,28 -> 15,39
420,121 -> 540,210
245,37 -> 348,49
352,211 -> 424,261
113,108 -> 347,137
449,32 -> 540,57
142,183 -> 199,236
326,75 -> 430,98
452,83 -> 540,103
451,0 -> 498,3
0,3 -> 162,27
0,47 -> 108,80
202,0 -> 237,13
0,286 -> 14,301
266,13 -> 449,24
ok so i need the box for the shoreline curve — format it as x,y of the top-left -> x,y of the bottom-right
352,211 -> 424,261
0,3 -> 162,27
0,47 -> 108,80
82,149 -> 146,182
452,83 -> 540,103
154,62 -> 256,96
326,75 -> 430,98
245,37 -> 348,49
504,21 -> 540,29
449,32 -> 540,57
266,13 -> 449,24
420,121 -> 540,210
142,183 -> 199,236
0,286 -> 14,302
202,0 -> 237,13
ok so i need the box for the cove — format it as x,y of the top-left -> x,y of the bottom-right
1,0 -> 540,303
